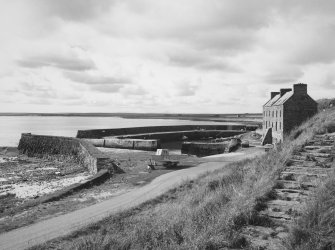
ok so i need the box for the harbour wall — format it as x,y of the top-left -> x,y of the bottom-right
76,125 -> 257,139
82,130 -> 245,151
18,133 -> 117,174
181,142 -> 227,157
82,138 -> 160,151
117,130 -> 244,142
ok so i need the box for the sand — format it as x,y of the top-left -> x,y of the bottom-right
2,173 -> 91,199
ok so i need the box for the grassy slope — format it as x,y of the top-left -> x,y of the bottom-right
288,170 -> 335,250
32,108 -> 335,250
317,98 -> 335,111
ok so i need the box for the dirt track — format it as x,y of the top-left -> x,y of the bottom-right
0,148 -> 263,250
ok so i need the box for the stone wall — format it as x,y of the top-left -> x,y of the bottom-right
181,142 -> 227,157
18,133 -> 116,174
115,130 -> 244,142
76,125 -> 257,139
78,128 -> 249,151
106,138 -> 160,151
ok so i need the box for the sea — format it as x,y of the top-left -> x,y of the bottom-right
0,116 -> 242,147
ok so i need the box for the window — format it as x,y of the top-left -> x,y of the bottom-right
280,110 -> 281,117
275,122 -> 277,131
276,111 -> 277,117
279,122 -> 281,130
272,111 -> 274,117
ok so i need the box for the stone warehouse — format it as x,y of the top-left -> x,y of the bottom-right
263,83 -> 317,141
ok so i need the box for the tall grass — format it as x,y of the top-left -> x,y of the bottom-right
288,168 -> 335,250
286,108 -> 335,250
33,108 -> 335,250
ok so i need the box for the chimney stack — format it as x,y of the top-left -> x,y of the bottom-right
280,88 -> 292,97
293,83 -> 307,95
271,92 -> 280,99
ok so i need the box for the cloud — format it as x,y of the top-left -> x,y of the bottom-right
121,86 -> 147,96
33,0 -> 116,21
264,67 -> 304,85
2,0 -> 335,113
288,25 -> 335,65
174,80 -> 199,96
20,82 -> 56,98
322,74 -> 335,89
90,84 -> 124,93
17,54 -> 96,71
168,49 -> 241,72
64,71 -> 132,85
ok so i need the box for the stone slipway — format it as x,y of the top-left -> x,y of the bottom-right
0,148 -> 264,250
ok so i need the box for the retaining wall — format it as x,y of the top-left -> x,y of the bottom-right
76,125 -> 257,139
18,133 -> 116,174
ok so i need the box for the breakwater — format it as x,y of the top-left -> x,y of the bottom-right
82,138 -> 160,151
18,133 -> 117,174
76,125 -> 257,151
76,125 -> 257,139
181,142 -> 227,157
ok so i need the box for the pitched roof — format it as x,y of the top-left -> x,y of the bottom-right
264,91 -> 294,107
273,91 -> 293,105
264,94 -> 281,107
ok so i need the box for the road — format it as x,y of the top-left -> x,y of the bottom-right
0,148 -> 263,250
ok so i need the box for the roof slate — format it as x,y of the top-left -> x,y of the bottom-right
264,94 -> 281,107
273,91 -> 293,105
264,91 -> 294,107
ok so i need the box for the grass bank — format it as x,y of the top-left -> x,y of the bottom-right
288,169 -> 335,250
32,108 -> 335,250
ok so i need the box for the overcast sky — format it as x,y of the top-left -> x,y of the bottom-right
0,0 -> 334,113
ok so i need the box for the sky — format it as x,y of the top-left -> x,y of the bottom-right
0,0 -> 335,114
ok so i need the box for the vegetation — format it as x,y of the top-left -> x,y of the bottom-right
317,98 -> 335,111
32,108 -> 335,250
288,169 -> 335,250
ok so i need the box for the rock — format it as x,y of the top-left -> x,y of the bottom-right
228,138 -> 241,152
276,232 -> 289,239
241,140 -> 249,148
